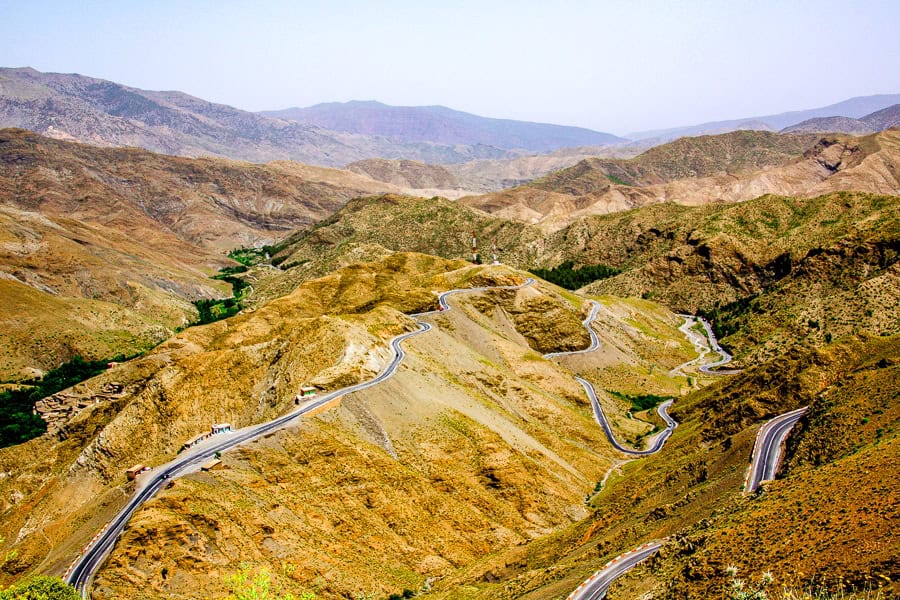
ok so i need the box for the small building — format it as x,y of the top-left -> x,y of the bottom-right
182,432 -> 208,451
211,423 -> 233,435
299,386 -> 317,398
126,464 -> 148,481
200,458 -> 222,472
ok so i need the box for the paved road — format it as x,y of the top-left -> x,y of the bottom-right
696,316 -> 742,375
66,277 -> 535,597
541,300 -> 677,456
575,377 -> 676,456
567,541 -> 665,600
745,406 -> 808,494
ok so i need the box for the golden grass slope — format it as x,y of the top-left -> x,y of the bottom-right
86,266 -> 696,599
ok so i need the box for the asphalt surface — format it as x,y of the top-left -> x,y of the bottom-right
567,541 -> 665,600
66,277 -> 535,597
541,300 -> 677,456
575,376 -> 676,456
696,316 -> 742,375
745,406 -> 808,494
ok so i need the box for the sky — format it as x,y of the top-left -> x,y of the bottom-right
1,0 -> 898,135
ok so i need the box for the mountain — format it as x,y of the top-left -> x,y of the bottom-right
0,255 -> 699,598
0,68 -> 522,166
460,130 -> 840,229
427,332 -> 898,599
0,128 -> 402,379
261,100 -> 626,152
246,185 -> 898,372
781,103 -> 900,134
628,93 -> 900,142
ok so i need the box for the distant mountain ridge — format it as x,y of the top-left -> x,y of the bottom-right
781,103 -> 900,134
628,94 -> 900,142
261,100 -> 626,152
0,67 -> 525,166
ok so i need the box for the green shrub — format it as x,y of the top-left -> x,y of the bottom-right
0,575 -> 79,600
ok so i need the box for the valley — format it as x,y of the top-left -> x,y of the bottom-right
0,66 -> 896,600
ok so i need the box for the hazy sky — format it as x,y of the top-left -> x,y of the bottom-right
2,0 -> 898,135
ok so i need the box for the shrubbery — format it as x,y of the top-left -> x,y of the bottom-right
530,260 -> 620,290
608,390 -> 669,412
0,576 -> 79,599
0,355 -> 114,448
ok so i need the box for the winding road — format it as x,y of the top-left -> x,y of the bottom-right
541,301 -> 677,599
543,300 -> 602,359
66,278 -> 535,597
696,316 -> 741,375
744,406 -> 808,494
567,541 -> 666,600
575,377 -> 677,456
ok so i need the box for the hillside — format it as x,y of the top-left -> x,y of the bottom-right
248,188 -> 898,371
247,194 -> 547,305
781,103 -> 900,134
261,100 -> 625,152
461,129 -> 899,230
0,68 -> 521,166
0,255 -> 699,599
346,158 -> 463,192
444,142 -> 649,193
0,129 -> 400,378
568,192 -> 900,365
627,93 -> 900,142
412,334 -> 899,599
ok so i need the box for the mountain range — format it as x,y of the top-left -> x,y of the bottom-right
628,93 -> 900,142
781,103 -> 900,135
261,100 -> 625,152
459,128 -> 900,230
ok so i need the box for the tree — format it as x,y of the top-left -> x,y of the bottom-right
0,576 -> 79,600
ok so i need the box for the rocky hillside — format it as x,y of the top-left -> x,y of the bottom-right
461,129 -> 899,230
566,192 -> 900,365
443,142 -> 649,193
248,188 -> 897,370
781,103 -> 900,134
247,194 -> 547,305
0,129 -> 399,378
261,100 -> 625,152
0,68 -> 521,166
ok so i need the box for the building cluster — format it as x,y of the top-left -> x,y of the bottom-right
180,423 -> 234,452
34,381 -> 126,435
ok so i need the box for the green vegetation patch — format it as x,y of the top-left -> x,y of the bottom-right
191,254 -> 256,326
530,260 -> 620,290
606,174 -> 633,186
0,355 -> 123,448
0,575 -> 79,599
607,389 -> 669,412
228,246 -> 272,266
